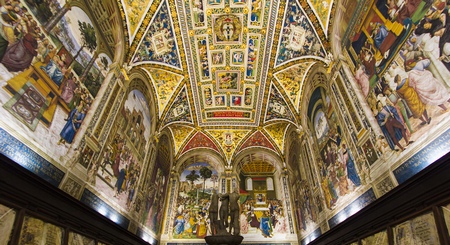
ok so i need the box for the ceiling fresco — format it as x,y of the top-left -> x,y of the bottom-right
307,0 -> 334,35
236,152 -> 280,173
265,83 -> 296,123
237,131 -> 277,153
168,125 -> 195,154
161,86 -> 193,126
143,68 -> 184,116
264,122 -> 289,152
180,131 -> 221,155
274,61 -> 316,111
131,0 -> 183,69
122,0 -> 154,40
120,0 -> 335,162
205,129 -> 252,163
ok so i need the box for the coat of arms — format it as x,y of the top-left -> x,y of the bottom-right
213,15 -> 242,43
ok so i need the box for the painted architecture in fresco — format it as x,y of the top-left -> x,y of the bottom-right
143,135 -> 171,234
237,171 -> 289,239
172,161 -> 289,240
173,162 -> 218,239
346,0 -> 450,157
0,0 -> 110,146
1,0 -> 450,245
89,90 -> 151,211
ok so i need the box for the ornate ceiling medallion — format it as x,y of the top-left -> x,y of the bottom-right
213,15 -> 243,44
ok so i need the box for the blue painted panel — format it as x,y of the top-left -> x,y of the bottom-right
0,128 -> 64,187
394,128 -> 450,184
80,188 -> 130,229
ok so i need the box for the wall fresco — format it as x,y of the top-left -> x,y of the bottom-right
142,135 -> 171,234
0,0 -> 106,168
238,173 -> 290,239
89,90 -> 151,213
172,162 -> 218,239
348,0 -> 450,159
312,87 -> 363,210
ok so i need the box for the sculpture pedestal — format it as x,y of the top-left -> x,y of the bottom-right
204,235 -> 243,245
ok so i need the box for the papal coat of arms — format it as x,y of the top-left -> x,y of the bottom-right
213,15 -> 242,43
287,25 -> 306,51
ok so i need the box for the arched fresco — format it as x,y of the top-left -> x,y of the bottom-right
1,1 -> 450,245
0,1 -> 106,162
142,134 -> 171,234
234,150 -> 291,240
308,87 -> 362,210
347,0 -> 450,158
173,162 -> 219,239
90,89 -> 151,210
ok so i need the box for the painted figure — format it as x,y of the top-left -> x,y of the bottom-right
375,101 -> 411,151
58,103 -> 87,145
260,211 -> 273,238
340,143 -> 361,187
395,74 -> 431,125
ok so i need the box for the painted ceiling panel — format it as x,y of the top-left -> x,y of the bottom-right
237,152 -> 279,172
122,0 -> 331,162
241,161 -> 275,174
169,125 -> 195,154
264,122 -> 289,152
177,0 -> 277,127
265,83 -> 296,123
122,0 -> 154,41
275,0 -> 326,67
162,86 -> 193,125
131,0 -> 182,69
274,61 -> 315,111
307,0 -> 334,35
143,68 -> 184,116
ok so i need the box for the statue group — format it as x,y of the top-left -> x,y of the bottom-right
208,188 -> 240,236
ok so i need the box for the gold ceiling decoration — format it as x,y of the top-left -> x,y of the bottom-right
120,0 -> 335,162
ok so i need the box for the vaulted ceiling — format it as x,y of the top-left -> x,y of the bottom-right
118,0 -> 335,165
